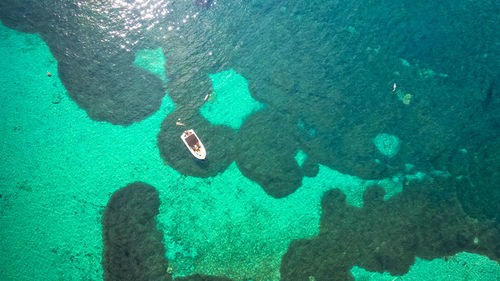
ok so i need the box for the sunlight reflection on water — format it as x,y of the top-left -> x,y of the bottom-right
76,0 -> 204,51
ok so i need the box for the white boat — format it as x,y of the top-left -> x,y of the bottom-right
180,129 -> 206,160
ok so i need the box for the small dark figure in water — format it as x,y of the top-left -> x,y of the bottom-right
195,0 -> 214,8
483,82 -> 494,109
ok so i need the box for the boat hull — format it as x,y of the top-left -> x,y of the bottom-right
180,129 -> 206,160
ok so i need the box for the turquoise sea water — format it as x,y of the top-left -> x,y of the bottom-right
1,1 -> 499,281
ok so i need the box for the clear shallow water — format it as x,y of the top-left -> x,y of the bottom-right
0,1 -> 499,281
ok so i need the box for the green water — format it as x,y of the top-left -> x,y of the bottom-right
1,23 -> 499,281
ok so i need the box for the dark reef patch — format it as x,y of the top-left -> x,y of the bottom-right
235,109 -> 303,198
0,0 -> 166,126
1,0 -> 499,194
155,0 -> 499,194
157,109 -> 236,178
102,182 -> 172,281
161,31 -> 224,108
58,59 -> 165,125
102,182 -> 236,281
280,178 -> 500,281
452,138 -> 500,223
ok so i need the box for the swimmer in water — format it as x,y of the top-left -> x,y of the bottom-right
393,83 -> 397,92
176,118 -> 185,126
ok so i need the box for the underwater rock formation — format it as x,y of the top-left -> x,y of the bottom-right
235,110 -> 303,198
102,182 -> 172,281
102,182 -> 237,281
2,0 -> 498,197
0,0 -> 166,126
280,177 -> 500,281
452,139 -> 500,223
58,59 -> 165,125
157,109 -> 236,178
